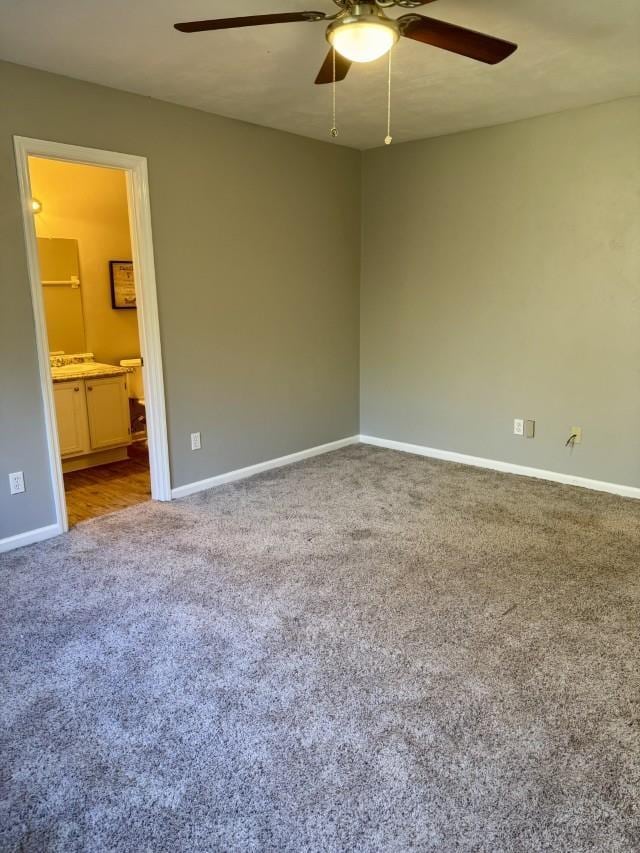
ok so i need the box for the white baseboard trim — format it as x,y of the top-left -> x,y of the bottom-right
359,435 -> 640,500
171,435 -> 360,499
0,522 -> 63,554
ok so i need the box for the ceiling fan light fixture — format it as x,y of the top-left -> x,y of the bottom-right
327,15 -> 399,64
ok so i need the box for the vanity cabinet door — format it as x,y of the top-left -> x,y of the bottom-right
86,376 -> 131,450
53,380 -> 90,458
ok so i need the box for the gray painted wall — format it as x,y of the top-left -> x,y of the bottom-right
0,61 -> 360,539
2,58 -> 638,542
361,97 -> 640,487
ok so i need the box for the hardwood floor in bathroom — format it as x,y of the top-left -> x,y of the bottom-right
64,443 -> 151,526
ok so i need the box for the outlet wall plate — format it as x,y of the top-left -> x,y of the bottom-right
190,432 -> 201,451
570,426 -> 582,444
513,418 -> 524,436
9,471 -> 25,495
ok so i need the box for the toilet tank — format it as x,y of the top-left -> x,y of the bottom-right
120,357 -> 144,401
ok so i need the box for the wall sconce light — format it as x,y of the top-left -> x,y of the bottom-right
31,198 -> 42,214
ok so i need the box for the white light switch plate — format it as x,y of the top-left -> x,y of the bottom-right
9,471 -> 25,495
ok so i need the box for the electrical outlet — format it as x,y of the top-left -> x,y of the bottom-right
570,426 -> 582,444
513,418 -> 524,436
190,432 -> 201,451
9,471 -> 25,495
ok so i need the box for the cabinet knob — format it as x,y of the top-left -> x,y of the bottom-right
87,386 -> 93,391
74,386 -> 80,392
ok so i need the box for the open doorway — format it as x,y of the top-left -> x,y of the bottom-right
31,158 -> 151,525
14,137 -> 171,536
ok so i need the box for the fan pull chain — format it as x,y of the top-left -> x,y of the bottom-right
385,50 -> 392,145
330,47 -> 338,138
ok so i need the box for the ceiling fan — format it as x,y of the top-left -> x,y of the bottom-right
174,1 -> 518,85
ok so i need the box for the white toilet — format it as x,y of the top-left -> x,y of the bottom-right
120,357 -> 144,405
120,357 -> 146,437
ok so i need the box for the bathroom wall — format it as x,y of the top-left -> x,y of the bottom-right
30,158 -> 140,365
0,60 -> 361,541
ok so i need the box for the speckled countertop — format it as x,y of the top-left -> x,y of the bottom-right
50,353 -> 132,384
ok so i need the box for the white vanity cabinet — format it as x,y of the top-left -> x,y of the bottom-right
53,375 -> 131,470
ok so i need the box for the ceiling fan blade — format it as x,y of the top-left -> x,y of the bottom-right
398,14 -> 517,64
175,11 -> 326,33
315,50 -> 352,85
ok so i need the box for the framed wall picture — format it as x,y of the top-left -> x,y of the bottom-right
109,260 -> 136,309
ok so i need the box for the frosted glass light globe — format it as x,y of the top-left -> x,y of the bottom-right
328,19 -> 398,63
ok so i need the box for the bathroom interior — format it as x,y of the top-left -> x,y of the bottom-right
29,156 -> 150,526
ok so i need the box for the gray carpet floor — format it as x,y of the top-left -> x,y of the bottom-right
1,445 -> 639,852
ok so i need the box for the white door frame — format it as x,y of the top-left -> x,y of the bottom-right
13,136 -> 172,536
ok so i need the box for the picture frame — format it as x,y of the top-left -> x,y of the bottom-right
109,260 -> 136,309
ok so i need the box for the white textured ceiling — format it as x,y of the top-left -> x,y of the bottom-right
1,0 -> 639,149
